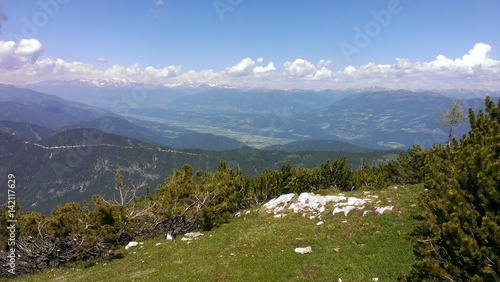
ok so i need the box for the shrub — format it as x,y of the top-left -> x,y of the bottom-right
407,97 -> 500,281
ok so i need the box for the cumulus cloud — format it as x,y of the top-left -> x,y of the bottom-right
317,59 -> 331,68
144,65 -> 182,79
332,43 -> 500,90
0,40 -> 498,91
282,59 -> 334,80
0,39 -> 43,69
282,59 -> 317,78
417,43 -> 496,72
226,57 -> 256,77
253,62 -> 276,75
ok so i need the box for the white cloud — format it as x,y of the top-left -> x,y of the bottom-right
282,59 -> 317,78
459,43 -> 490,66
226,57 -> 256,77
332,43 -> 500,90
14,39 -> 42,57
0,39 -> 498,91
0,39 -> 42,69
253,62 -> 276,75
313,67 -> 332,79
317,59 -> 331,68
344,65 -> 356,74
154,0 -> 164,5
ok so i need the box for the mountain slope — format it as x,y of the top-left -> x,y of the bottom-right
0,127 -> 217,214
294,90 -> 481,149
0,126 -> 395,214
263,139 -> 372,152
163,89 -> 349,114
0,84 -> 115,129
0,121 -> 56,142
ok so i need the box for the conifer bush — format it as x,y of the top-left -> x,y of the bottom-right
407,97 -> 500,281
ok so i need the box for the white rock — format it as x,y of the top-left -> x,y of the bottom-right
294,246 -> 312,254
182,232 -> 204,241
166,233 -> 173,240
125,241 -> 139,250
333,205 -> 356,216
375,206 -> 394,214
346,197 -> 370,206
288,193 -> 346,214
264,193 -> 295,213
373,278 -> 379,281
316,221 -> 324,226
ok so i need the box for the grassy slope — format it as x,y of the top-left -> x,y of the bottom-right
14,184 -> 423,282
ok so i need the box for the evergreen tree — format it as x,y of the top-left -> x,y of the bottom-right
407,97 -> 500,281
317,157 -> 354,191
384,145 -> 427,185
354,163 -> 388,190
436,98 -> 466,146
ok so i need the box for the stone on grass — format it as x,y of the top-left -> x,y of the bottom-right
294,246 -> 312,254
264,193 -> 295,214
289,193 -> 345,214
375,206 -> 394,214
181,232 -> 204,241
125,241 -> 139,250
332,205 -> 356,216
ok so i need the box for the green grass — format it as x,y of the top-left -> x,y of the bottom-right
12,184 -> 423,282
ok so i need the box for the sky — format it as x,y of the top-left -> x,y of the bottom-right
0,0 -> 499,90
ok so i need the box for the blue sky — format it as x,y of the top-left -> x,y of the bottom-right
1,0 -> 499,90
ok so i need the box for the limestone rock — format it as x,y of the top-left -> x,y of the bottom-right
181,232 -> 204,241
294,246 -> 312,254
125,241 -> 139,250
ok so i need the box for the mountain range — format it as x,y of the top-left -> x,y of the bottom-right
0,124 -> 394,214
2,81 -> 499,214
